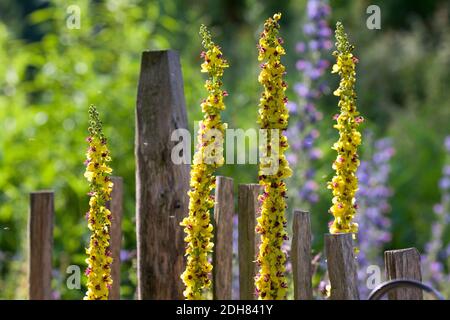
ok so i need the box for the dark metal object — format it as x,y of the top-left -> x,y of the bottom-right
368,279 -> 445,300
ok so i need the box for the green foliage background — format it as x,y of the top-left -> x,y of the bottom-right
0,0 -> 449,299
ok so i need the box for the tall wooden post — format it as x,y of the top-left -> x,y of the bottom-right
238,184 -> 262,300
385,248 -> 423,300
29,191 -> 54,300
135,50 -> 189,299
107,176 -> 123,300
292,210 -> 313,300
212,176 -> 234,300
325,233 -> 360,300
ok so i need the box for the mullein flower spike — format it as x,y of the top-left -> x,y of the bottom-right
327,22 -> 363,234
84,105 -> 113,300
255,13 -> 292,300
180,25 -> 229,300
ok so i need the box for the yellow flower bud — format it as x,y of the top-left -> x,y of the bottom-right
180,25 -> 229,300
327,22 -> 362,235
255,13 -> 291,300
84,105 -> 113,300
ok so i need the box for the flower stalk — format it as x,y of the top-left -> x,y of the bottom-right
327,22 -> 363,235
180,25 -> 229,300
288,0 -> 331,210
84,105 -> 113,300
255,13 -> 292,300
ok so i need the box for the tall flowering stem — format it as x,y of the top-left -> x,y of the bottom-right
255,13 -> 292,300
180,25 -> 229,300
356,136 -> 394,298
288,0 -> 332,209
327,22 -> 363,234
84,105 -> 113,300
422,136 -> 450,296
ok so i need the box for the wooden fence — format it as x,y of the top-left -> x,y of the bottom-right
27,50 -> 424,300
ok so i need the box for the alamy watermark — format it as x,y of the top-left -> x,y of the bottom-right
66,265 -> 81,290
170,124 -> 286,175
366,5 -> 381,30
66,5 -> 81,30
366,264 -> 382,289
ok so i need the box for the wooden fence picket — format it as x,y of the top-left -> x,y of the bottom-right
325,233 -> 360,300
135,50 -> 189,299
292,210 -> 313,300
385,248 -> 423,300
29,191 -> 54,300
212,176 -> 234,299
237,184 -> 262,300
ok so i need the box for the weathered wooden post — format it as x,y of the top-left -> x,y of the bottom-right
292,210 -> 313,300
106,176 -> 123,300
238,184 -> 262,300
385,248 -> 423,300
135,50 -> 189,299
325,233 -> 360,300
212,176 -> 234,300
28,191 -> 54,300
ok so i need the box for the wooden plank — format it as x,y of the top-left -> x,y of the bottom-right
292,210 -> 313,300
238,184 -> 262,300
384,248 -> 423,300
325,233 -> 360,300
29,191 -> 54,300
106,176 -> 123,300
212,176 -> 234,300
135,50 -> 189,299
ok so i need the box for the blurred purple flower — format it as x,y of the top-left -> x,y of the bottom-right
422,135 -> 450,294
296,42 -> 306,53
308,40 -> 320,51
286,101 -> 297,114
303,23 -> 316,35
445,136 -> 450,152
296,60 -> 310,71
356,135 -> 395,299
439,177 -> 450,190
287,0 -> 331,211
307,0 -> 331,19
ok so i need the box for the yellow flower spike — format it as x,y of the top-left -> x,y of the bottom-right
328,22 -> 363,235
84,105 -> 113,300
180,25 -> 229,300
255,13 -> 292,300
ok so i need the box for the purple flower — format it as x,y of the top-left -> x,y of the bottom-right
303,23 -> 316,35
422,135 -> 450,294
439,177 -> 450,190
307,0 -> 320,19
431,261 -> 443,273
356,135 -> 395,298
307,0 -> 330,20
445,136 -> 450,152
306,67 -> 322,80
309,149 -> 322,161
308,40 -> 320,51
296,42 -> 306,53
316,59 -> 330,70
286,101 -> 297,114
433,204 -> 444,215
296,59 -> 310,71
318,26 -> 332,38
320,39 -> 333,50
287,0 -> 332,212
294,83 -> 309,97
286,153 -> 298,166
